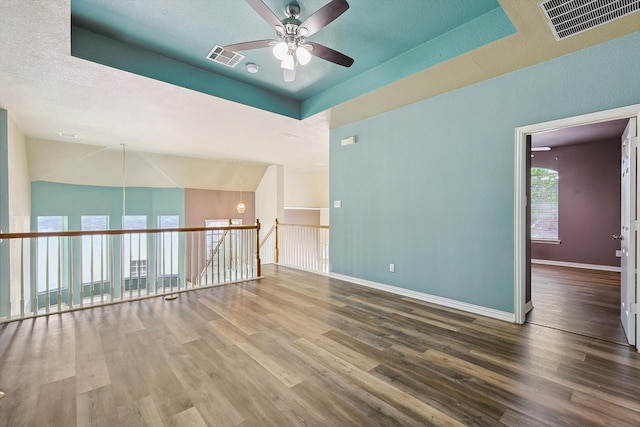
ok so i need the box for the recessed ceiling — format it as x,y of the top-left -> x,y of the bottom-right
70,0 -> 516,119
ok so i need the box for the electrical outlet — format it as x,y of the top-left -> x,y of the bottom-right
389,263 -> 395,273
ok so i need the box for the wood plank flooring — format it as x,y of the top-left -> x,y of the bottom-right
1,264 -> 640,426
528,264 -> 628,345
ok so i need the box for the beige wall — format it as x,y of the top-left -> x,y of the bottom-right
184,188 -> 255,227
7,114 -> 30,229
319,208 -> 330,226
7,114 -> 30,314
27,138 -> 268,191
284,209 -> 320,225
255,165 -> 284,231
284,168 -> 329,208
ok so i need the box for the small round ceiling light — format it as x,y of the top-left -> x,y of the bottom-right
246,62 -> 259,74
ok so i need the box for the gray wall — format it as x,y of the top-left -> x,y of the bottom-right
531,139 -> 621,267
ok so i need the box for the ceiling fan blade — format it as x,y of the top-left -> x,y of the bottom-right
224,39 -> 274,52
307,42 -> 354,67
299,0 -> 349,37
245,0 -> 282,29
283,67 -> 296,82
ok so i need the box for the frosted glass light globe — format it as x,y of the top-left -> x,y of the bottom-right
272,42 -> 288,60
296,46 -> 311,65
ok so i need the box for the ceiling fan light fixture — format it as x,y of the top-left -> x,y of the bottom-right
281,54 -> 295,70
273,41 -> 288,60
296,46 -> 311,65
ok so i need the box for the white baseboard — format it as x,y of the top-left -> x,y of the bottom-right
525,300 -> 534,314
531,259 -> 620,272
329,272 -> 515,323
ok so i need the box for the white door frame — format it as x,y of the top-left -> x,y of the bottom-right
514,103 -> 640,346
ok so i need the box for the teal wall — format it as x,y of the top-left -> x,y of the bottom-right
31,182 -> 185,230
330,31 -> 640,314
30,182 -> 185,306
0,110 -> 9,317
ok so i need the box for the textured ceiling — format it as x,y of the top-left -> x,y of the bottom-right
1,1 -> 639,189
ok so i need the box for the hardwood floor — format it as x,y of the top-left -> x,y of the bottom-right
1,264 -> 640,426
528,264 -> 628,345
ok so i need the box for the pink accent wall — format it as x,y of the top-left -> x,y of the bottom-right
531,139 -> 621,267
184,188 -> 255,278
184,188 -> 255,227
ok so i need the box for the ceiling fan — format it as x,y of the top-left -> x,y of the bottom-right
224,0 -> 354,82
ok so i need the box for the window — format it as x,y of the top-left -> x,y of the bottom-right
158,215 -> 179,277
130,259 -> 147,277
36,216 -> 66,292
81,215 -> 109,284
531,168 -> 559,240
123,215 -> 148,278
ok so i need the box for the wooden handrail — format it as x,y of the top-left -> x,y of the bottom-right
0,224 -> 258,240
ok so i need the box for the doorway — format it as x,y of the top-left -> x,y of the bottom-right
514,104 -> 640,351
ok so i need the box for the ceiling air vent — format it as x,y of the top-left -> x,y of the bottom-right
540,0 -> 640,40
206,45 -> 244,68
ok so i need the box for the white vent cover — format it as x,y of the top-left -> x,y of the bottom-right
206,45 -> 244,68
540,0 -> 640,40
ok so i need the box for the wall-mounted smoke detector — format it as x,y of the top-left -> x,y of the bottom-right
206,45 -> 244,68
540,0 -> 640,41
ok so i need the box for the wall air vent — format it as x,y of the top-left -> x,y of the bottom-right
206,45 -> 244,68
540,0 -> 640,40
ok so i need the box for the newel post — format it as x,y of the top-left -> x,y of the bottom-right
275,218 -> 280,264
256,219 -> 261,277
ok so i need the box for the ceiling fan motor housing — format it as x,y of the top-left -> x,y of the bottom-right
284,2 -> 301,19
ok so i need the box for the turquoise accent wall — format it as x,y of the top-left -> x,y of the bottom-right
30,182 -> 185,305
330,32 -> 640,314
31,182 -> 185,230
0,110 -> 9,317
